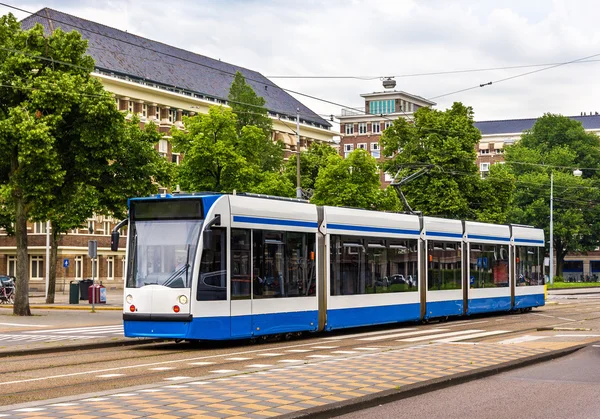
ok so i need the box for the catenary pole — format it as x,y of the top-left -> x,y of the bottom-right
549,172 -> 554,285
296,107 -> 302,199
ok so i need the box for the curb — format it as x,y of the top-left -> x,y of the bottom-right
0,305 -> 122,311
0,337 -> 163,358
279,344 -> 586,419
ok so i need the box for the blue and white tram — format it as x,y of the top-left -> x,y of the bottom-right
112,193 -> 545,341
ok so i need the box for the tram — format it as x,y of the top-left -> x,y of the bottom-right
112,193 -> 545,340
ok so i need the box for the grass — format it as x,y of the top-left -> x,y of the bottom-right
547,281 -> 600,289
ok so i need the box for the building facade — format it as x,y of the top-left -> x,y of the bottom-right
12,8 -> 334,292
337,90 -> 436,184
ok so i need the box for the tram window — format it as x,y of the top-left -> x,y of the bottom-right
253,230 -> 316,298
231,229 -> 251,300
329,236 -> 418,296
515,246 -> 543,286
469,243 -> 509,288
197,228 -> 226,301
427,241 -> 462,291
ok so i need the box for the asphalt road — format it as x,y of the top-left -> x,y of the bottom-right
336,343 -> 600,419
1,293 -> 599,407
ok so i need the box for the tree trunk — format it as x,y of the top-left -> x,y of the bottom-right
45,229 -> 58,304
13,190 -> 30,316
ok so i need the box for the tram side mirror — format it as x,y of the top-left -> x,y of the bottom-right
203,229 -> 213,249
111,231 -> 120,251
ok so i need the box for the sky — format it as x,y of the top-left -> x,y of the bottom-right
5,0 -> 600,129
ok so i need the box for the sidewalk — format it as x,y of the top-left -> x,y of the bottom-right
9,288 -> 123,310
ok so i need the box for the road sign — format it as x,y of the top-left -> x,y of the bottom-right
88,240 -> 97,258
63,259 -> 69,268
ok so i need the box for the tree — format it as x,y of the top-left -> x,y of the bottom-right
380,102 -> 513,220
0,14 -> 170,313
311,149 -> 400,211
284,142 -> 338,196
505,113 -> 600,277
32,119 -> 171,303
172,106 -> 292,194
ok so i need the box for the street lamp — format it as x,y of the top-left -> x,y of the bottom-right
549,169 -> 582,285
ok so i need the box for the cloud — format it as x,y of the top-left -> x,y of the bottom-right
5,0 -> 600,123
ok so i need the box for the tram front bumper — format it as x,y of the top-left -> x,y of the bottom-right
123,313 -> 192,339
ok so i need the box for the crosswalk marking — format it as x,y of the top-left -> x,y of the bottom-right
437,330 -> 509,343
26,325 -> 123,335
499,335 -> 547,344
324,328 -> 417,340
0,334 -> 97,343
359,328 -> 448,341
399,329 -> 484,342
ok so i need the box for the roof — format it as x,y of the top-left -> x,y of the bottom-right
20,8 -> 330,128
360,90 -> 436,106
475,115 -> 600,136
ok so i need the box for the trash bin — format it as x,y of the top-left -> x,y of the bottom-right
88,283 -> 106,304
69,281 -> 79,304
79,279 -> 93,300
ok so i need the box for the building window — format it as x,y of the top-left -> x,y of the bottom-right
495,148 -> 504,154
7,256 -> 15,277
369,99 -> 395,115
480,163 -> 490,172
168,109 -> 176,123
155,106 -> 160,120
103,221 -> 111,235
158,139 -> 168,156
358,123 -> 367,134
127,101 -> 134,113
142,104 -> 147,118
372,122 -> 381,134
480,149 -> 490,155
107,256 -> 114,280
31,256 -> 44,280
33,221 -> 48,234
172,153 -> 181,165
384,121 -> 393,130
357,143 -> 367,150
75,256 -> 83,279
345,124 -> 354,135
344,143 -> 354,158
371,142 -> 381,158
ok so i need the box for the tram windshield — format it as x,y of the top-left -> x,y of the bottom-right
126,219 -> 203,288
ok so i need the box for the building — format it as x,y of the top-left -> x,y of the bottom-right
8,8 -> 334,292
475,114 -> 600,177
337,90 -> 436,184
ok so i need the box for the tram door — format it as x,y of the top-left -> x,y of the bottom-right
230,228 -> 253,338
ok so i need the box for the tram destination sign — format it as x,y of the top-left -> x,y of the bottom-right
132,199 -> 204,220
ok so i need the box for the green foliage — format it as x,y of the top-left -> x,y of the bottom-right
504,113 -> 600,275
311,149 -> 400,211
172,106 -> 292,195
228,71 -> 273,139
380,102 -> 512,221
0,14 -> 171,311
284,142 -> 338,193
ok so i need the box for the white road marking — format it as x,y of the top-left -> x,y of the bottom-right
331,350 -> 358,354
0,339 -> 354,386
353,347 -> 383,351
324,328 -> 417,340
164,385 -> 189,388
310,346 -> 338,349
81,398 -> 110,402
258,353 -> 283,357
49,403 -> 79,407
530,313 -> 576,322
188,362 -> 215,366
555,334 -> 600,337
277,359 -> 302,363
96,374 -> 125,378
187,382 -> 209,385
399,330 -> 484,342
0,334 -> 97,343
438,330 -> 509,343
306,355 -> 332,358
210,369 -> 238,374
148,367 -> 174,371
138,389 -> 164,392
26,325 -> 123,334
0,322 -> 46,327
164,376 -> 191,381
111,393 -> 137,397
359,328 -> 448,341
246,364 -> 272,368
445,320 -> 489,328
286,349 -> 312,353
225,357 -> 251,361
498,335 -> 547,344
14,408 -> 46,412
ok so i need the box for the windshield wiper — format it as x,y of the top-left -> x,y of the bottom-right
163,263 -> 189,287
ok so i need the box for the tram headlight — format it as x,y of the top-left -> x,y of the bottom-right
126,294 -> 133,304
178,295 -> 188,305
